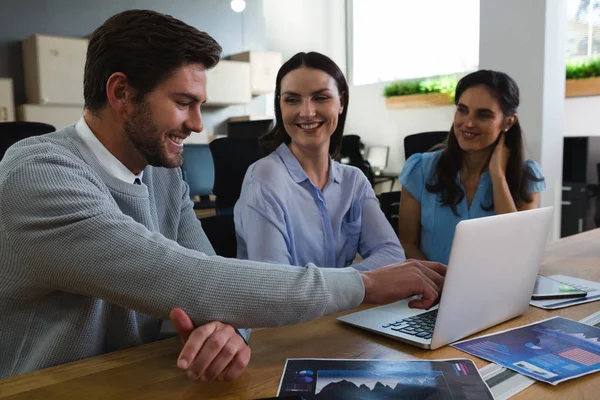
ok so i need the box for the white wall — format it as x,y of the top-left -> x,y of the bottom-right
264,0 -> 600,177
564,96 -> 600,136
344,82 -> 454,173
263,0 -> 347,74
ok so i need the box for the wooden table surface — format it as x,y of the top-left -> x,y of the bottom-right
1,230 -> 599,399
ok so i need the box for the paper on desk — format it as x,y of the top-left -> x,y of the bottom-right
453,316 -> 600,385
478,310 -> 600,399
530,275 -> 600,310
276,358 -> 494,399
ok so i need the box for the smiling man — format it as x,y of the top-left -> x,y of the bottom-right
0,9 -> 445,382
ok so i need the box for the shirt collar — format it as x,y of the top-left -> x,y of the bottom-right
275,143 -> 341,185
75,116 -> 143,184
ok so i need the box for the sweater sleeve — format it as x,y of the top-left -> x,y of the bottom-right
176,173 -> 217,256
0,152 -> 364,329
174,174 -> 252,341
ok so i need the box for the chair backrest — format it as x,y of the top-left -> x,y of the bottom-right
200,214 -> 237,257
378,190 -> 401,234
209,137 -> 263,212
181,144 -> 215,197
0,122 -> 56,161
340,134 -> 375,185
403,131 -> 448,160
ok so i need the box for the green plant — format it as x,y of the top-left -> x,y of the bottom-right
383,75 -> 458,102
566,58 -> 600,79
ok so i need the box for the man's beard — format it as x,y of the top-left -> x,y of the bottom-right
123,100 -> 185,169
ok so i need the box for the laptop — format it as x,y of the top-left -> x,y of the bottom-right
338,207 -> 554,350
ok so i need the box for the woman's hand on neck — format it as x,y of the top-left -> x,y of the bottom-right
289,142 -> 330,190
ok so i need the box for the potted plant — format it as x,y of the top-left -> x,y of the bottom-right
383,75 -> 458,109
565,58 -> 600,97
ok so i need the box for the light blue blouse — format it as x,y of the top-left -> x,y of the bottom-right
399,150 -> 546,265
234,144 -> 406,270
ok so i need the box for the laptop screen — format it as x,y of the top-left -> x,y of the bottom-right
367,146 -> 389,171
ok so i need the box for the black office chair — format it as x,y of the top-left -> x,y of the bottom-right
378,190 -> 401,234
0,122 -> 56,160
209,137 -> 263,214
340,134 -> 375,185
595,163 -> 600,228
200,214 -> 237,258
403,131 -> 448,160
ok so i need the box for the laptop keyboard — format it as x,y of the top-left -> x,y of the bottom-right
382,309 -> 438,340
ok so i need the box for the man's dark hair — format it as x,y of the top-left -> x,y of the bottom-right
84,9 -> 222,111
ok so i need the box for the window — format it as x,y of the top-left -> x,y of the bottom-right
348,0 -> 479,86
567,0 -> 600,61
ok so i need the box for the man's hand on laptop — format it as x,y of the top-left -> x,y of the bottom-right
169,308 -> 251,382
360,260 -> 446,309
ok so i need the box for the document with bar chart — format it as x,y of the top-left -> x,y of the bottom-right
453,316 -> 600,385
276,358 -> 493,399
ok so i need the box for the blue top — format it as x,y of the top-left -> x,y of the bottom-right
234,144 -> 406,270
399,150 -> 546,265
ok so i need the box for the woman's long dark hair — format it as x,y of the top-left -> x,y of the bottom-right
259,52 -> 349,157
426,69 -> 543,215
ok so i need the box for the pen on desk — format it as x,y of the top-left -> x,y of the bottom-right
545,294 -> 600,308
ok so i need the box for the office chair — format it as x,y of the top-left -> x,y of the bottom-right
181,144 -> 215,209
403,131 -> 448,160
202,137 -> 263,258
200,214 -> 237,257
378,190 -> 401,234
594,163 -> 600,228
0,122 -> 56,161
340,134 -> 375,185
209,137 -> 263,214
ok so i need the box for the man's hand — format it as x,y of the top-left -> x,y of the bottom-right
169,308 -> 251,382
360,259 -> 446,309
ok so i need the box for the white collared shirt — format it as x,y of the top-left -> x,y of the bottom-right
75,117 -> 143,184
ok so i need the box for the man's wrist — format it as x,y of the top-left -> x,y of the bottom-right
360,272 -> 372,303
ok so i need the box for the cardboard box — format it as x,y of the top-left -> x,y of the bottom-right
17,104 -> 83,130
229,51 -> 282,95
22,34 -> 88,105
205,60 -> 251,106
0,78 -> 15,122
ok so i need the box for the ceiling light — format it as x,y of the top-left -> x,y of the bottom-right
231,0 -> 246,13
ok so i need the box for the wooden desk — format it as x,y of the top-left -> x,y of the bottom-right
194,208 -> 216,219
1,230 -> 599,399
373,171 -> 400,192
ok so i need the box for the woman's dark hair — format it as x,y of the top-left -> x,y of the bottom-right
84,9 -> 222,112
426,69 -> 543,215
259,52 -> 349,157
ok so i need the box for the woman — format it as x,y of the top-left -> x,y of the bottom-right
234,52 -> 405,270
398,70 -> 546,265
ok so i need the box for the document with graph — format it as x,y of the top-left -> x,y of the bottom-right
276,358 -> 493,399
453,316 -> 600,385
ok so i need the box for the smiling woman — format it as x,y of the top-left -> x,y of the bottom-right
233,52 -> 406,270
397,70 -> 547,265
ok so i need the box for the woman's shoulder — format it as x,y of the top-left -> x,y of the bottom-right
246,152 -> 288,184
422,148 -> 443,162
524,159 -> 544,179
401,150 -> 442,179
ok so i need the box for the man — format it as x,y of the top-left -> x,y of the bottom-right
0,10 -> 445,382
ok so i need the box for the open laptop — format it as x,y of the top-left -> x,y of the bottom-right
366,145 -> 389,176
338,207 -> 554,350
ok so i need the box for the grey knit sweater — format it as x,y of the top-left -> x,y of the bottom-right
0,126 -> 364,378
